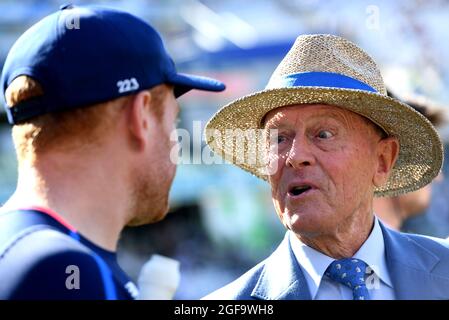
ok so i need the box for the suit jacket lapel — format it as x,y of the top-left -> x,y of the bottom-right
251,233 -> 311,300
381,222 -> 449,299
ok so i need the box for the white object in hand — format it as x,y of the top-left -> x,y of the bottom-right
137,254 -> 181,300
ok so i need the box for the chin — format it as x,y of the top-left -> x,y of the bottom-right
127,201 -> 170,227
150,205 -> 170,223
283,210 -> 330,237
126,209 -> 168,226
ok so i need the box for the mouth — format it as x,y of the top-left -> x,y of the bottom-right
288,185 -> 313,197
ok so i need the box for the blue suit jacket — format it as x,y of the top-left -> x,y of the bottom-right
204,222 -> 449,300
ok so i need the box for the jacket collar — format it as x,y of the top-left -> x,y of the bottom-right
251,233 -> 311,300
380,222 -> 449,299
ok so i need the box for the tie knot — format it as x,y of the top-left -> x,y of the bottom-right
325,258 -> 370,296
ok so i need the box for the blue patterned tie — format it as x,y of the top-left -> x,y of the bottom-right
325,258 -> 371,300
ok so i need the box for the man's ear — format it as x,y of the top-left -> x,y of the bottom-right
373,136 -> 400,187
127,90 -> 152,151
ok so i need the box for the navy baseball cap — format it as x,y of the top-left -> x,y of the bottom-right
1,4 -> 225,124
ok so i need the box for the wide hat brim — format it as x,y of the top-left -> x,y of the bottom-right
205,86 -> 444,197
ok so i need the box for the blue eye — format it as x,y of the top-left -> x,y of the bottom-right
269,133 -> 287,144
318,130 -> 333,139
277,136 -> 286,144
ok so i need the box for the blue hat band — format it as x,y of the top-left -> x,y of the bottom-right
271,71 -> 378,93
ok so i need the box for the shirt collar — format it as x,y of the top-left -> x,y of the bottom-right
353,216 -> 393,288
289,217 -> 393,299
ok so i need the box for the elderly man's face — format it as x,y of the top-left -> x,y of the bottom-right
264,104 -> 398,237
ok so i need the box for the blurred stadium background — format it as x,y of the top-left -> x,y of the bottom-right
1,0 -> 449,299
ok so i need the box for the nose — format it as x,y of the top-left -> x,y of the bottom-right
286,134 -> 315,169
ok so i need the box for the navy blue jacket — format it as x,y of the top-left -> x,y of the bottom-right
0,208 -> 138,300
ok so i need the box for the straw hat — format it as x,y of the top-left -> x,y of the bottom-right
205,34 -> 443,197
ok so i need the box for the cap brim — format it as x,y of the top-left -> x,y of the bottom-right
168,73 -> 225,98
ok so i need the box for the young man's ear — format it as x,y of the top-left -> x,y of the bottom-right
373,136 -> 400,187
127,90 -> 152,150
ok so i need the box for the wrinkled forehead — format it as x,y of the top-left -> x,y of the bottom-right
264,103 -> 380,131
263,103 -> 388,140
263,104 -> 357,125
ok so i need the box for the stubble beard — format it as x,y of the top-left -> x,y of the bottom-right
126,168 -> 171,227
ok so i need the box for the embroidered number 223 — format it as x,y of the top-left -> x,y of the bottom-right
117,78 -> 139,93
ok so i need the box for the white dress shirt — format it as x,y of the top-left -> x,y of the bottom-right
289,217 -> 395,300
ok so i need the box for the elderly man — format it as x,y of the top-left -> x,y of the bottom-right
204,34 -> 449,300
0,5 -> 224,299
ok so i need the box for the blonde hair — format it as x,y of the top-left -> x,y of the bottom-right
6,76 -> 167,163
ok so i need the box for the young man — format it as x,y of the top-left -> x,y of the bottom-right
0,5 -> 224,299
